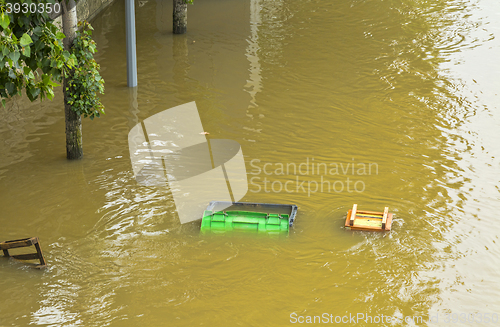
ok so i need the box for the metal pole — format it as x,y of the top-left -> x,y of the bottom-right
125,0 -> 138,87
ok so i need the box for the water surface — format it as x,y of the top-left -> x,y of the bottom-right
1,0 -> 500,325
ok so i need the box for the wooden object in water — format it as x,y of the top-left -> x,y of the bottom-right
344,204 -> 393,231
0,237 -> 47,268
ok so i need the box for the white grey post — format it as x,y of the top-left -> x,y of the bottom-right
125,0 -> 138,87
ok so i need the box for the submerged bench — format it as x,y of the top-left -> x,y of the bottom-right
0,237 -> 47,268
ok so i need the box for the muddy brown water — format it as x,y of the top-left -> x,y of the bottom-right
1,0 -> 500,326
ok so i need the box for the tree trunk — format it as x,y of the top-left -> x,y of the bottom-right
62,0 -> 82,159
173,0 -> 187,34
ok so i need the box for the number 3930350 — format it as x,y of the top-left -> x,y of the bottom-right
4,2 -> 62,15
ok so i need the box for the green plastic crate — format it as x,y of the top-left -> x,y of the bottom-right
200,202 -> 298,233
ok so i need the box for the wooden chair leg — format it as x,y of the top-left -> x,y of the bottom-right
349,204 -> 357,226
34,241 -> 46,266
382,207 -> 389,230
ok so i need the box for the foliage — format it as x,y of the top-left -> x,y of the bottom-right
0,0 -> 69,106
64,21 -> 104,120
0,0 -> 104,119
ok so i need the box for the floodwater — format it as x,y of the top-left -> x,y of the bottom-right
1,0 -> 500,325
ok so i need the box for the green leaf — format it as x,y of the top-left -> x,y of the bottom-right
22,46 -> 31,57
46,88 -> 54,100
56,32 -> 66,39
20,16 -> 29,28
33,26 -> 42,36
20,34 -> 33,47
35,39 -> 46,52
9,51 -> 20,64
6,82 -> 15,95
67,58 -> 76,67
0,12 -> 10,29
29,87 -> 40,99
42,74 -> 50,85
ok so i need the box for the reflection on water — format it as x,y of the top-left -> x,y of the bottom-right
1,0 -> 500,325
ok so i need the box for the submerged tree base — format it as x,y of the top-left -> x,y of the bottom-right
173,0 -> 187,34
